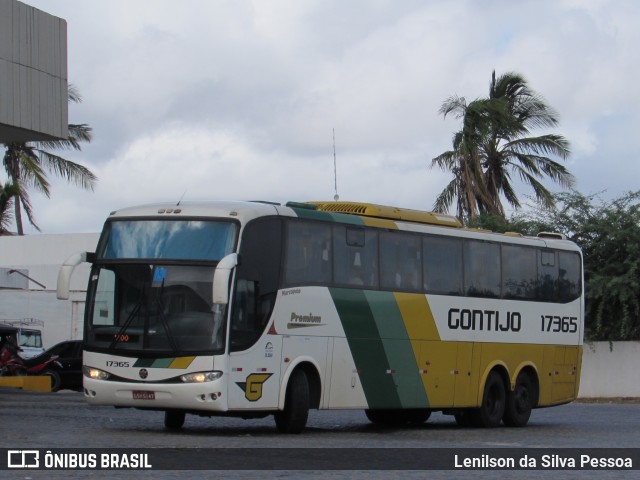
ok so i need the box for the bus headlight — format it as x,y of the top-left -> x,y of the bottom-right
83,366 -> 111,380
180,371 -> 222,383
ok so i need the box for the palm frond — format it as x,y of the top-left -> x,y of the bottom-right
432,179 -> 458,214
35,150 -> 98,191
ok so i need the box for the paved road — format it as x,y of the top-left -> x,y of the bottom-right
1,388 -> 638,479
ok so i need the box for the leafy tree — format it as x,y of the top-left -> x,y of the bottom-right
432,71 -> 574,223
2,84 -> 97,234
473,191 -> 640,341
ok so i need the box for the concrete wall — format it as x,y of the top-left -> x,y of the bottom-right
578,341 -> 640,398
0,0 -> 68,142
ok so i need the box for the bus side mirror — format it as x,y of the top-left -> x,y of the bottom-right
57,252 -> 93,300
212,253 -> 238,305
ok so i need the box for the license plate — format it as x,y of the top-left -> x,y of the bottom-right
132,390 -> 155,400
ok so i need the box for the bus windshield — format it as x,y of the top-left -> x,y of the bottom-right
86,264 -> 224,354
98,219 -> 237,261
86,219 -> 238,354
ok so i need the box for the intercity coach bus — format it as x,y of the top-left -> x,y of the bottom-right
57,200 -> 583,433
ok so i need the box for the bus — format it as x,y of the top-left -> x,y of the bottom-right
57,200 -> 583,432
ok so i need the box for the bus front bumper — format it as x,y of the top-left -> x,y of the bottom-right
83,376 -> 228,412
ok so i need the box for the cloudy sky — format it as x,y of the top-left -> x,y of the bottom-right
17,0 -> 640,234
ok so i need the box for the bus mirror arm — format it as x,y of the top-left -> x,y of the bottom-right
212,253 -> 239,305
57,252 -> 94,300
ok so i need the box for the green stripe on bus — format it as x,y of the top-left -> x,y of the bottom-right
329,288 -> 402,409
133,358 -> 155,368
290,207 -> 364,225
364,291 -> 430,408
133,358 -> 189,368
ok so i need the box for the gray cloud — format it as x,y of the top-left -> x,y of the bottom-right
19,0 -> 640,234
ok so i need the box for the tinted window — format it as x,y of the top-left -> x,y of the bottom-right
231,218 -> 283,351
284,221 -> 332,286
502,245 -> 537,299
380,232 -> 422,291
464,240 -> 500,298
333,226 -> 378,287
536,249 -> 558,301
423,236 -> 463,295
100,220 -> 237,261
558,251 -> 581,302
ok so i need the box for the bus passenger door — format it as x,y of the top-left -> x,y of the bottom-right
226,278 -> 282,410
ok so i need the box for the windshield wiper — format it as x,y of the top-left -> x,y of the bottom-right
152,277 -> 180,353
109,298 -> 143,350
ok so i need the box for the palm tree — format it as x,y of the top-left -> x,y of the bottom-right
431,71 -> 574,222
431,96 -> 501,223
2,84 -> 97,234
0,181 -> 23,234
482,71 -> 574,214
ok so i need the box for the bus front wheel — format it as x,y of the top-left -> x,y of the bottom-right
471,371 -> 506,428
164,410 -> 186,431
503,372 -> 535,427
275,369 -> 309,434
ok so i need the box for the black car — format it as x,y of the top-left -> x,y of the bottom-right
28,340 -> 83,392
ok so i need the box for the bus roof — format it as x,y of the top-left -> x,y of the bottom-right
105,200 -> 578,252
307,201 -> 462,228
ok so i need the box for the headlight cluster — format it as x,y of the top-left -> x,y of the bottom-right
180,371 -> 223,383
82,366 -> 222,384
83,366 -> 111,380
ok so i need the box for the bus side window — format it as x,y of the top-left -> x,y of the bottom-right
502,245 -> 537,300
537,250 -> 558,301
231,217 -> 282,352
423,236 -> 463,295
464,240 -> 500,298
333,226 -> 378,288
380,232 -> 421,292
558,251 -> 581,302
285,221 -> 332,286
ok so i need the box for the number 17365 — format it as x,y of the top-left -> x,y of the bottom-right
541,315 -> 578,333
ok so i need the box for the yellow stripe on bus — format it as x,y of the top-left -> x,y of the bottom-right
169,356 -> 196,369
393,293 -> 440,341
359,217 -> 398,229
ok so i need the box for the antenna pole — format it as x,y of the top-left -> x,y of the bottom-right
333,128 -> 339,201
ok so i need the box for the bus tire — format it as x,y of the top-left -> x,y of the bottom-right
365,409 -> 393,425
471,371 -> 506,428
403,408 -> 431,425
164,410 -> 186,431
42,369 -> 61,392
275,369 -> 309,434
503,372 -> 535,427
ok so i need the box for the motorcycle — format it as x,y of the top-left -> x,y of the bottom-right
0,343 -> 59,377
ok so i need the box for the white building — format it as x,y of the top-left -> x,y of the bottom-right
0,233 -> 99,347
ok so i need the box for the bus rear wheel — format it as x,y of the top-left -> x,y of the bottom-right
471,371 -> 506,428
275,369 -> 309,434
503,372 -> 535,427
164,410 -> 186,431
